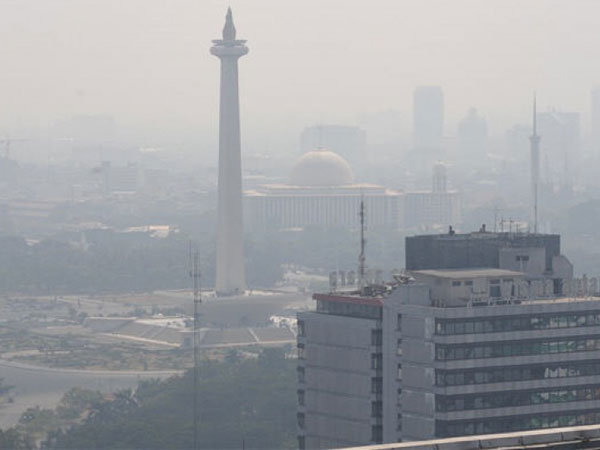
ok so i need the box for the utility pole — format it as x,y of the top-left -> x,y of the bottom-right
190,245 -> 201,450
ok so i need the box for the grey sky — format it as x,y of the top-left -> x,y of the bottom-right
1,0 -> 600,150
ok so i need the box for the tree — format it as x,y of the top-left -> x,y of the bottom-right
45,349 -> 297,449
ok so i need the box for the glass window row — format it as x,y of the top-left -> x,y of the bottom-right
436,359 -> 600,386
437,384 -> 600,412
437,408 -> 600,438
316,300 -> 382,319
436,311 -> 600,336
436,335 -> 600,361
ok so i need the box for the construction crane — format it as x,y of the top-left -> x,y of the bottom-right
0,136 -> 29,160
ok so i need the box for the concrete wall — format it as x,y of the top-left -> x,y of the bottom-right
499,247 -> 546,277
298,311 -> 380,449
405,233 -> 561,273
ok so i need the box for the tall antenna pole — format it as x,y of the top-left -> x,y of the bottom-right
530,93 -> 541,234
358,198 -> 366,291
191,248 -> 201,450
493,206 -> 499,233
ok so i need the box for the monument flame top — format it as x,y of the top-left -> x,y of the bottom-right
212,8 -> 247,47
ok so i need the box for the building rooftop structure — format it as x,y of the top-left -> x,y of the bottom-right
406,228 -> 573,295
410,268 -> 523,280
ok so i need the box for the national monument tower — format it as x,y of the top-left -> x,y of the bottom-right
211,8 -> 248,295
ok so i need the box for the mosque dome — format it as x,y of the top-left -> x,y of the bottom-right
290,149 -> 355,186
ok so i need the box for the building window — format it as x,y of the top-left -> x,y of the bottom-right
437,408 -> 600,438
516,255 -> 530,262
397,313 -> 402,331
371,329 -> 382,346
298,320 -> 305,337
436,311 -> 600,336
298,436 -> 305,450
371,377 -> 382,394
452,281 -> 462,287
437,384 -> 600,412
297,343 -> 305,359
297,413 -> 305,429
397,338 -> 403,356
397,413 -> 402,431
371,425 -> 383,443
298,390 -> 305,407
397,364 -> 402,380
297,367 -> 305,384
436,335 -> 600,361
465,280 -> 473,286
371,353 -> 382,370
372,401 -> 382,418
436,359 -> 600,387
489,285 -> 501,297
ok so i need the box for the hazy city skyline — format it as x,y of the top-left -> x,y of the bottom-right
2,0 -> 600,159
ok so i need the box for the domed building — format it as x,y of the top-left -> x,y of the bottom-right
244,149 -> 403,230
290,149 -> 355,187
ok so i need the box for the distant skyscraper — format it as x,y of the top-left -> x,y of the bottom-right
300,125 -> 367,167
457,108 -> 487,157
591,87 -> 600,152
413,86 -> 444,153
530,97 -> 541,233
432,162 -> 447,193
211,9 -> 248,295
537,110 -> 580,186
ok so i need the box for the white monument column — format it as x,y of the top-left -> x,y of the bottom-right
211,8 -> 248,295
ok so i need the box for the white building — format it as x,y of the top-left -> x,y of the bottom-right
245,151 -> 461,231
245,149 -> 403,230
404,163 -> 461,230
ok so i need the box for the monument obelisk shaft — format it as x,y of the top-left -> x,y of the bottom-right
211,9 -> 248,295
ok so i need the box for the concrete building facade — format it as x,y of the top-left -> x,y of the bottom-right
297,293 -> 385,449
298,231 -> 597,449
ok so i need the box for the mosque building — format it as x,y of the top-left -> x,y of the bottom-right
244,149 -> 461,231
244,149 -> 402,231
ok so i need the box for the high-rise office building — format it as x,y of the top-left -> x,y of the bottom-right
413,86 -> 444,154
537,111 -> 580,185
298,230 -> 590,449
457,108 -> 487,158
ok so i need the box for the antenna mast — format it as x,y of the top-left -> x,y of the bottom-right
358,199 -> 366,290
530,94 -> 541,234
190,246 -> 201,450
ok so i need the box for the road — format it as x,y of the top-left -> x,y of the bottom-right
0,359 -> 180,429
